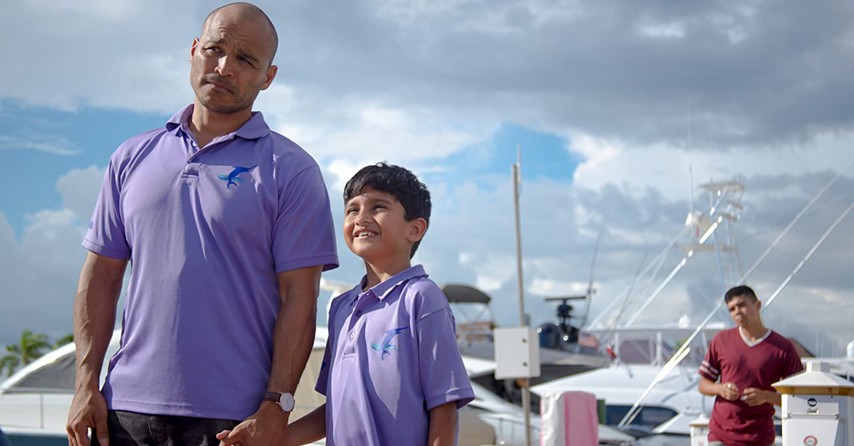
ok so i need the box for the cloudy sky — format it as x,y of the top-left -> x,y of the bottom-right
1,0 -> 852,358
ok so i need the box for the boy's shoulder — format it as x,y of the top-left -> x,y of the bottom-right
397,274 -> 453,315
328,286 -> 359,314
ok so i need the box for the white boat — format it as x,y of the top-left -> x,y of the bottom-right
530,175 -> 854,444
531,326 -> 721,442
0,327 -> 635,445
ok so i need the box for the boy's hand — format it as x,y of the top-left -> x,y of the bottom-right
216,403 -> 287,446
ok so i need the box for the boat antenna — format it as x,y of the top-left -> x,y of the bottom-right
689,160 -> 695,216
688,96 -> 694,216
577,231 -> 600,330
764,198 -> 853,310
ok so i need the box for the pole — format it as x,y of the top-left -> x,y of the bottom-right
512,160 -> 533,446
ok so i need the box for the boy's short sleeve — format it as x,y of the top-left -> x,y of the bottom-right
416,304 -> 475,410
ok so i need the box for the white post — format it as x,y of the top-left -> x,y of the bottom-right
512,159 -> 533,446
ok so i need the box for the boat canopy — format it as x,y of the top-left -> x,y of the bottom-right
442,284 -> 491,304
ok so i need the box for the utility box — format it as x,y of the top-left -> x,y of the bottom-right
689,413 -> 710,446
772,361 -> 854,446
494,326 -> 540,379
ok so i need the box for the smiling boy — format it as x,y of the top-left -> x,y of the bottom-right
287,162 -> 475,445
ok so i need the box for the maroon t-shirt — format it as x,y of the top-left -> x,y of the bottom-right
699,328 -> 803,445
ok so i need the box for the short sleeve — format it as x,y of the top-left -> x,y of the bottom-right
82,155 -> 131,259
416,302 -> 475,410
315,333 -> 333,396
316,293 -> 348,396
699,337 -> 721,382
272,165 -> 338,273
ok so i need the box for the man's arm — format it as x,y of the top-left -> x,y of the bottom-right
66,252 -> 127,446
741,387 -> 782,407
427,402 -> 458,446
218,265 -> 323,446
699,376 -> 740,401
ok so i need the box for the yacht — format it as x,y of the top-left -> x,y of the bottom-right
0,327 -> 635,446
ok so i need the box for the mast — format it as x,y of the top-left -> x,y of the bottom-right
511,147 -> 533,446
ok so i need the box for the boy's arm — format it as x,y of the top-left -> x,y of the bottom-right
427,402 -> 457,446
286,404 -> 327,446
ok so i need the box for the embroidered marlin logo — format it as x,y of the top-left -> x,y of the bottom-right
371,326 -> 409,360
217,165 -> 257,189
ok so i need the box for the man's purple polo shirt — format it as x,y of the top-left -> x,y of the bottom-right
316,265 -> 474,445
83,105 -> 338,420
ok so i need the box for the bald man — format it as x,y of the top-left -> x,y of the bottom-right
65,3 -> 338,445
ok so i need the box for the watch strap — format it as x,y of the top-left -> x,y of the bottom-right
263,391 -> 295,412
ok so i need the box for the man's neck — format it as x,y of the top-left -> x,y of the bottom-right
738,323 -> 769,342
189,101 -> 252,148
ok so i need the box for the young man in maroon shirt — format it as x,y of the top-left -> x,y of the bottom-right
699,285 -> 803,446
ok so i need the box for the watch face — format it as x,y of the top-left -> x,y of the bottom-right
278,392 -> 295,412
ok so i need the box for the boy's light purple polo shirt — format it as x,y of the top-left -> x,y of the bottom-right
317,265 -> 475,445
83,105 -> 338,420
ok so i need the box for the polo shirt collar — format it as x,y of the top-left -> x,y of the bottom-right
355,265 -> 428,302
165,104 -> 271,140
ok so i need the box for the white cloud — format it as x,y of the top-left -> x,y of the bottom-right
638,22 -> 686,39
56,166 -> 104,224
0,166 -> 106,344
570,129 -> 854,203
0,134 -> 79,156
4,0 -> 853,147
0,0 -> 192,112
0,209 -> 85,344
262,93 -> 484,164
1,0 -> 853,357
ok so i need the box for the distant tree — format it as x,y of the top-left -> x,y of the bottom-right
53,333 -> 74,349
1,330 -> 53,377
0,355 -> 17,378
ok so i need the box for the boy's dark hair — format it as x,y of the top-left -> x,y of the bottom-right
343,162 -> 432,258
724,285 -> 758,303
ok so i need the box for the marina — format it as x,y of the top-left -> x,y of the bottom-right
2,177 -> 854,446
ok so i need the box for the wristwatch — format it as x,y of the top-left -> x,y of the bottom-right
264,391 -> 295,413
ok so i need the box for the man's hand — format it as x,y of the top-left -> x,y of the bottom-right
719,382 -> 740,401
216,403 -> 287,446
741,387 -> 776,406
66,388 -> 109,446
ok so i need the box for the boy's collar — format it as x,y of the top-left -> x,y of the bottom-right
353,265 -> 427,303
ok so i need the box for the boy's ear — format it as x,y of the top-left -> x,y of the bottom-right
407,218 -> 428,243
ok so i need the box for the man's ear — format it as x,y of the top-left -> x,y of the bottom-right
408,218 -> 428,243
261,64 -> 278,90
190,38 -> 200,62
